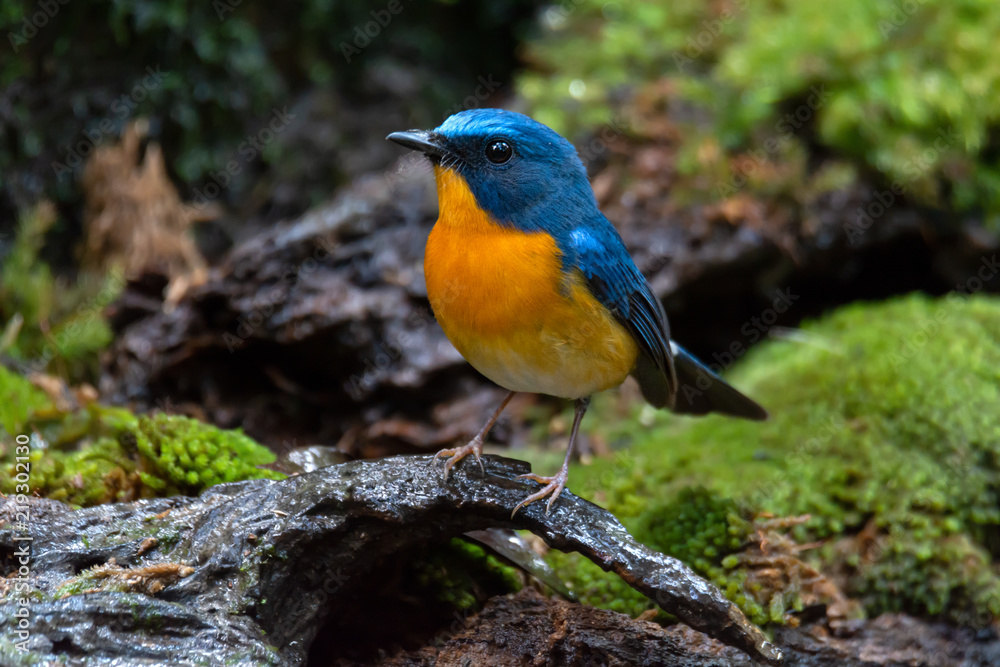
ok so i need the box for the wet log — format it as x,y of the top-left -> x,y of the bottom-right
0,455 -> 780,666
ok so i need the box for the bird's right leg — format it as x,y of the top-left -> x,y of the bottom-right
433,390 -> 516,480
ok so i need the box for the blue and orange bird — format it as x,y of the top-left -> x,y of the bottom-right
387,109 -> 766,517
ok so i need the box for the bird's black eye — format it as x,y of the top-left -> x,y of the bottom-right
485,140 -> 513,164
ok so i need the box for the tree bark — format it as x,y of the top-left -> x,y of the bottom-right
1,455 -> 779,666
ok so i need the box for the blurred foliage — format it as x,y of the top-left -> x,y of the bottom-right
0,203 -> 122,383
0,0 -> 535,219
0,366 -> 283,506
549,292 -> 1000,625
0,363 -> 50,435
521,0 -> 1000,224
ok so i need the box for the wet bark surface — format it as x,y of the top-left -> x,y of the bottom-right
6,454 -> 998,665
1,455 -> 780,666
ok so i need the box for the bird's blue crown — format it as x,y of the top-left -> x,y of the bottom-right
432,109 -> 598,234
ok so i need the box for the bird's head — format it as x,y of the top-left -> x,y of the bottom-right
387,109 -> 597,231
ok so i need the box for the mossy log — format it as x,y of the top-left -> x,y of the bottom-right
1,455 -> 780,666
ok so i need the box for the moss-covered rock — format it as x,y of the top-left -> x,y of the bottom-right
548,486 -> 834,626
54,561 -> 195,599
852,532 -> 1000,624
550,292 -> 1000,625
0,367 -> 283,506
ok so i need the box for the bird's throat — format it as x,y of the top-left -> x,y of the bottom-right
432,166 -> 500,234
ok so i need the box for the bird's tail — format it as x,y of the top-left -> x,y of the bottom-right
671,343 -> 767,420
633,343 -> 767,420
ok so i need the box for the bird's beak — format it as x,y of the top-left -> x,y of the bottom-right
386,130 -> 447,160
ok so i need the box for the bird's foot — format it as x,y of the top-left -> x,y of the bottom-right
431,435 -> 485,481
511,467 -> 569,518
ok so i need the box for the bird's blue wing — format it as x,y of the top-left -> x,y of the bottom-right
564,223 -> 677,405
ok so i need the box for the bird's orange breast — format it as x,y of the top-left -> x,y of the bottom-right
424,167 -> 638,399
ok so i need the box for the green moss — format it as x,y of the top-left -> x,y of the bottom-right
520,0 -> 1000,225
0,368 -> 284,506
636,488 -> 775,625
0,639 -> 43,667
854,533 -> 1000,622
55,568 -> 132,598
0,204 -> 123,383
548,548 -> 652,617
638,487 -> 751,573
547,487 -> 794,625
0,365 -> 51,436
550,292 -> 1000,624
407,538 -> 522,613
133,413 -> 284,496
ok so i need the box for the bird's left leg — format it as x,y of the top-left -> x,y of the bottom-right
434,390 -> 516,480
512,396 -> 590,518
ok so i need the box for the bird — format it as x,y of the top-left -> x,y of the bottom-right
387,109 -> 766,517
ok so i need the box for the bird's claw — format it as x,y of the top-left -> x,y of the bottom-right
511,470 -> 568,518
431,436 -> 485,480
